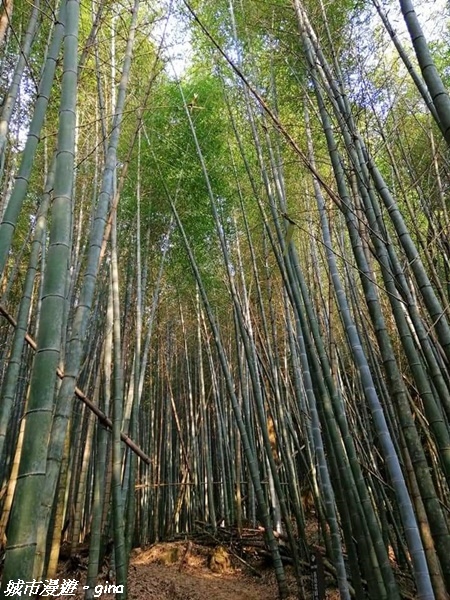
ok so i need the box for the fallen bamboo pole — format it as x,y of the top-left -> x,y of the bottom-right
0,304 -> 151,464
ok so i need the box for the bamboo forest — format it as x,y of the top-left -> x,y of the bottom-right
2,0 -> 450,598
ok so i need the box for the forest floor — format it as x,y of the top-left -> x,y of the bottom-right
60,522 -> 342,600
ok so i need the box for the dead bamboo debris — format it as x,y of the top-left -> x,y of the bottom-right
187,522 -> 420,599
192,521 -> 324,574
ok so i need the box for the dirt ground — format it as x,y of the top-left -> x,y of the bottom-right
128,543 -> 283,600
62,539 -> 340,600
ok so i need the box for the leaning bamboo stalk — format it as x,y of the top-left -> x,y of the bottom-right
0,0 -> 66,278
399,0 -> 450,147
0,0 -> 41,171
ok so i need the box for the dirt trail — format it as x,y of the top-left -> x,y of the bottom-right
67,542 -> 292,600
128,561 -> 278,600
127,543 -> 283,600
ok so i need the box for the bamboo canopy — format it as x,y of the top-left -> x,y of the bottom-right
0,0 -> 450,598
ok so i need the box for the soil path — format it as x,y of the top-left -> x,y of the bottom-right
127,544 -> 281,600
68,542 -> 288,600
128,561 -> 278,600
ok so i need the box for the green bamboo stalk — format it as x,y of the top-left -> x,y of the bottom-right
36,0 -> 141,570
399,0 -> 450,147
0,0 -> 41,170
307,30 -> 450,592
85,315 -> 112,600
1,0 -> 79,586
165,186 -> 289,597
110,213 -> 127,598
0,156 -> 55,468
0,0 -> 66,278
